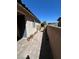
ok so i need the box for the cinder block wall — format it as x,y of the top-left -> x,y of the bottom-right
47,26 -> 61,59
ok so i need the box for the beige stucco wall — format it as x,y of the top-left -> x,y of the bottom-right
47,26 -> 61,59
22,21 -> 40,39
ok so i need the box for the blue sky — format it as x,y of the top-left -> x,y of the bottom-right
22,0 -> 61,23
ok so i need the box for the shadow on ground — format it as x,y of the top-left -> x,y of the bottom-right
39,28 -> 53,59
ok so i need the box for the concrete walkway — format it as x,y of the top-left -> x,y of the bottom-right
17,31 -> 43,59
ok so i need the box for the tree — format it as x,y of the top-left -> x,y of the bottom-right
41,21 -> 47,27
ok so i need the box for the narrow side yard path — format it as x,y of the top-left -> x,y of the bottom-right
17,31 -> 43,59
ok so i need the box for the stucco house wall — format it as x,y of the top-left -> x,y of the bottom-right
17,2 -> 41,40
22,21 -> 40,39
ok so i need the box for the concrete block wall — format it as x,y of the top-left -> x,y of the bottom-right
47,26 -> 61,59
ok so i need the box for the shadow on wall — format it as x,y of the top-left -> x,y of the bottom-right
39,27 -> 53,59
17,13 -> 26,41
39,26 -> 61,59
